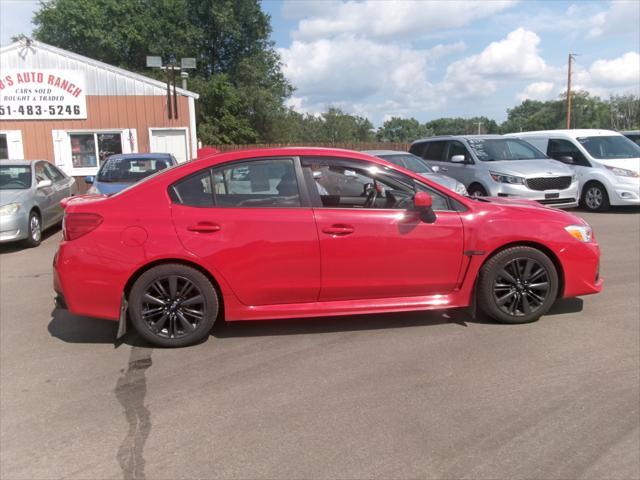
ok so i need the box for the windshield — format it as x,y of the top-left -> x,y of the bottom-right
380,154 -> 433,173
577,136 -> 640,159
97,157 -> 173,183
0,166 -> 31,190
467,138 -> 547,161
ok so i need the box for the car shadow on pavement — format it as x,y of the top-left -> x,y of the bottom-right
47,308 -> 154,348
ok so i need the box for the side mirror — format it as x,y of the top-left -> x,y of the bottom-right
414,191 -> 433,209
450,154 -> 466,163
557,156 -> 574,164
37,179 -> 52,189
431,165 -> 440,173
84,175 -> 95,184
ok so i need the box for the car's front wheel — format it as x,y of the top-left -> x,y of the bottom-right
468,184 -> 488,198
581,182 -> 610,212
22,210 -> 42,248
129,264 -> 219,347
477,246 -> 558,324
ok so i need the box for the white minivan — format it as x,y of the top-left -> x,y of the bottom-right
509,130 -> 640,211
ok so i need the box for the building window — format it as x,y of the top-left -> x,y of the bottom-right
70,132 -> 123,168
0,134 -> 8,160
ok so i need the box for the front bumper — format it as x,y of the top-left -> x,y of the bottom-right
610,178 -> 640,206
488,180 -> 579,209
0,212 -> 28,243
558,239 -> 603,298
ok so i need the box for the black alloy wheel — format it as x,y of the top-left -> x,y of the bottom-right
478,246 -> 558,324
130,264 -> 218,347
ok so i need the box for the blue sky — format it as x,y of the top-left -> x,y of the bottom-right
2,0 -> 639,125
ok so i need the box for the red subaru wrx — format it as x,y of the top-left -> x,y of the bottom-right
53,148 -> 602,347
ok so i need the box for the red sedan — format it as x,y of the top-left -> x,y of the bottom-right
53,148 -> 602,347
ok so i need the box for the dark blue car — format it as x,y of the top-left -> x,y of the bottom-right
85,153 -> 177,195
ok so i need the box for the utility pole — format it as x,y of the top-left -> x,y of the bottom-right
566,53 -> 578,129
476,121 -> 483,135
146,55 -> 196,120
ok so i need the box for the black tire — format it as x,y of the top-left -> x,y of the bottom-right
580,182 -> 610,212
22,210 -> 42,248
129,264 -> 219,347
468,184 -> 488,198
477,246 -> 558,324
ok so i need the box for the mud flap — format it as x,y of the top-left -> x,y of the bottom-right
117,294 -> 128,339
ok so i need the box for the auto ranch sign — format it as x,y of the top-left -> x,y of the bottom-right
0,70 -> 87,120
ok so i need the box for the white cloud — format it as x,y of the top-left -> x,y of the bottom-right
588,0 -> 640,38
442,28 -> 556,97
588,52 -> 640,88
517,82 -> 557,101
291,0 -> 516,40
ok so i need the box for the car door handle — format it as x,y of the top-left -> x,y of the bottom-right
322,224 -> 354,236
187,222 -> 221,233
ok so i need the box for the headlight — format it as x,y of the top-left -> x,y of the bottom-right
455,183 -> 468,195
604,165 -> 639,178
489,171 -> 525,184
571,173 -> 578,182
565,225 -> 593,242
0,203 -> 20,216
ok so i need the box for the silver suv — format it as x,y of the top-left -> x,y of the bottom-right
409,135 -> 579,208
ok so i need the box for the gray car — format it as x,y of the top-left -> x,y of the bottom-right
0,160 -> 77,247
409,135 -> 579,208
362,150 -> 468,196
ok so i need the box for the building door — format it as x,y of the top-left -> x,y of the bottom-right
150,129 -> 189,163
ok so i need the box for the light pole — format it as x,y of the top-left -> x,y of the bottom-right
146,55 -> 196,120
566,53 -> 579,129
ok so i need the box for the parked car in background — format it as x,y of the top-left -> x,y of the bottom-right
621,130 -> 640,146
409,135 -> 579,208
511,130 -> 640,211
54,148 -> 602,347
362,150 -> 468,195
0,160 -> 77,247
85,153 -> 176,195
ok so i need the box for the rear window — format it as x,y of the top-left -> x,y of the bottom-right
97,157 -> 174,183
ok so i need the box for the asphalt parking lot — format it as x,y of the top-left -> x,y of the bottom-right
1,208 -> 639,480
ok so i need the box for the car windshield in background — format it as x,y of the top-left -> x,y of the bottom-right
577,136 -> 640,159
0,166 -> 31,190
381,154 -> 433,173
97,157 -> 171,183
467,138 -> 547,161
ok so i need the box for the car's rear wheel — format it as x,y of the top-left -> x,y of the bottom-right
22,210 -> 42,248
581,182 -> 610,212
477,246 -> 558,324
129,264 -> 219,347
468,184 -> 488,198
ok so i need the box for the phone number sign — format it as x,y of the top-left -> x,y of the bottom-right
0,70 -> 87,120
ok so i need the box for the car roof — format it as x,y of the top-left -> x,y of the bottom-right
513,129 -> 623,138
411,134 -> 503,144
361,150 -> 412,156
106,153 -> 175,160
0,160 -> 36,166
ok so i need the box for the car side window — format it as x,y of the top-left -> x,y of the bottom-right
422,141 -> 446,161
34,162 -> 51,183
171,169 -> 214,207
44,163 -> 65,182
211,158 -> 301,208
302,157 -> 417,209
445,141 -> 470,162
548,139 -> 590,166
409,142 -> 427,157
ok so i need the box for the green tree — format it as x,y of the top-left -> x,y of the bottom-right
33,0 -> 292,144
376,117 -> 432,142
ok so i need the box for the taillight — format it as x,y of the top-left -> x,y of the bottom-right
63,213 -> 103,241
